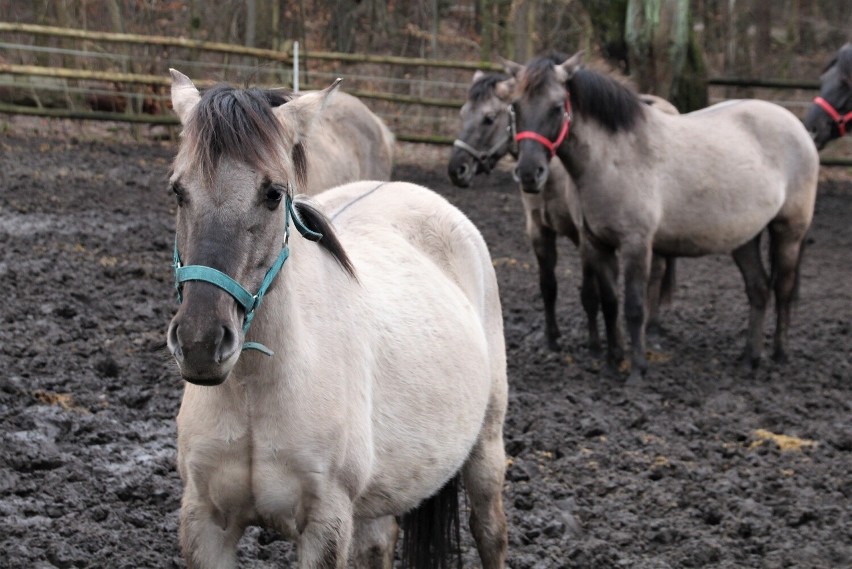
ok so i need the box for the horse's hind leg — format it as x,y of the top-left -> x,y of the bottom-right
646,254 -> 671,336
351,516 -> 398,569
462,402 -> 508,569
579,245 -> 602,353
768,222 -> 807,363
731,234 -> 770,368
529,223 -> 561,350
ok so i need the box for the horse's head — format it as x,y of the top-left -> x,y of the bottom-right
804,43 -> 852,150
447,70 -> 516,187
165,69 -> 339,385
507,52 -> 582,193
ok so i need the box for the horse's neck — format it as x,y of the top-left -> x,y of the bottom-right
558,117 -> 647,184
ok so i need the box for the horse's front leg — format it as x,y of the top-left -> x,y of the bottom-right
179,498 -> 246,569
528,220 -> 561,350
351,515 -> 398,569
622,240 -> 652,384
581,236 -> 622,365
298,487 -> 355,569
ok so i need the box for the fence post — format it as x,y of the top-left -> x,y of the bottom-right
293,41 -> 299,93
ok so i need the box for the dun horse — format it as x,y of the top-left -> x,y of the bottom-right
165,69 -> 508,568
448,69 -> 677,357
508,52 -> 819,383
804,42 -> 852,151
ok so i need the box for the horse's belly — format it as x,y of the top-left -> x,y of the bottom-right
656,196 -> 783,255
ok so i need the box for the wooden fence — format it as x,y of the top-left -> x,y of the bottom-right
0,22 -> 849,166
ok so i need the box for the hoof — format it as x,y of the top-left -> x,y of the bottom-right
625,368 -> 644,386
739,349 -> 761,370
588,339 -> 603,355
546,338 -> 561,352
772,349 -> 789,365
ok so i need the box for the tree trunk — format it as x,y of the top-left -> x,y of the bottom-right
625,0 -> 707,111
479,0 -> 493,60
577,0 -> 629,71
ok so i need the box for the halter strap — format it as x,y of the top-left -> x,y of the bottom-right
172,194 -> 321,356
452,120 -> 514,174
514,97 -> 572,158
813,96 -> 852,137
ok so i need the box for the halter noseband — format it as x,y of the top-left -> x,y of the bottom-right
513,96 -> 572,158
452,119 -> 515,174
172,192 -> 322,356
813,96 -> 852,137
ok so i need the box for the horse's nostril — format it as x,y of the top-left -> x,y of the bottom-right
536,166 -> 547,181
216,326 -> 239,363
167,322 -> 184,362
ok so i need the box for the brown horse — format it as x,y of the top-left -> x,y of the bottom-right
508,52 -> 819,383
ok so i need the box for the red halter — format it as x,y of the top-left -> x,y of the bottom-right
813,96 -> 852,137
514,97 -> 572,158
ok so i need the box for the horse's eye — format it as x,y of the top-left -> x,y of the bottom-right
171,183 -> 185,206
483,113 -> 495,126
265,186 -> 283,210
552,104 -> 563,116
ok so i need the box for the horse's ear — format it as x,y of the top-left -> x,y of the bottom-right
838,44 -> 852,85
169,68 -> 200,125
494,78 -> 516,101
274,78 -> 342,144
499,56 -> 524,79
559,50 -> 586,81
473,70 -> 485,83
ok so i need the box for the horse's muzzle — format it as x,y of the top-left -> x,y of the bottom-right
167,317 -> 240,385
513,164 -> 548,193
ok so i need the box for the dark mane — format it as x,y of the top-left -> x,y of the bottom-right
293,198 -> 357,279
569,69 -> 645,132
520,53 -> 645,133
183,84 -> 307,187
469,73 -> 509,102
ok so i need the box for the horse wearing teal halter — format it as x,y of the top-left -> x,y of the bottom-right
165,69 -> 508,569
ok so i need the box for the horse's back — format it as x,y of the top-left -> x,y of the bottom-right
636,99 -> 819,256
303,92 -> 395,194
320,180 -> 499,316
686,99 -> 819,223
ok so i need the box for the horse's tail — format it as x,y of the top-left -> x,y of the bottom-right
400,474 -> 463,569
659,256 -> 677,307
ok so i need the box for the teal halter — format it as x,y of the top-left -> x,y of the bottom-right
172,194 -> 322,356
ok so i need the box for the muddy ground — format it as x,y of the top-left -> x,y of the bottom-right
1,120 -> 850,569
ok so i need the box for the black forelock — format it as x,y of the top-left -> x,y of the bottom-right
183,84 -> 306,186
468,73 -> 510,102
